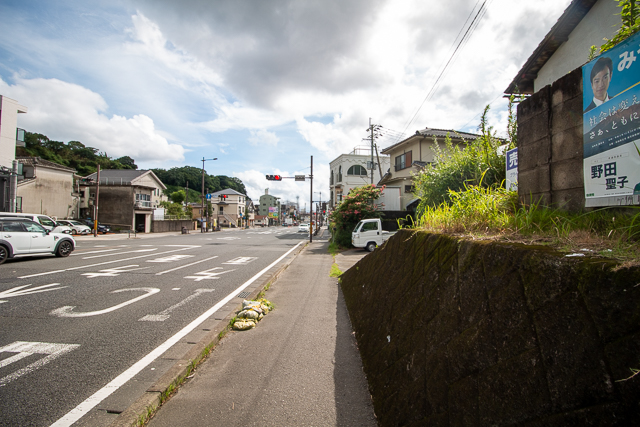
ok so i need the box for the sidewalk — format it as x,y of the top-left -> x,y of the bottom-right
146,234 -> 377,426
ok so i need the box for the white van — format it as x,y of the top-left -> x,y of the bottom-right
0,213 -> 72,234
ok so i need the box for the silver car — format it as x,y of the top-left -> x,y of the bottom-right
56,219 -> 92,235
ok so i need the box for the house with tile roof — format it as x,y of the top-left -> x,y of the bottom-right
378,127 -> 481,211
505,0 -> 620,95
81,169 -> 167,232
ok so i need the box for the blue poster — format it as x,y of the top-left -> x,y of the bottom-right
583,32 -> 640,203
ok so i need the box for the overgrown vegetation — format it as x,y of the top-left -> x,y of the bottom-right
589,0 -> 640,59
411,96 -> 640,264
412,104 -> 509,210
19,132 -> 138,175
329,184 -> 384,248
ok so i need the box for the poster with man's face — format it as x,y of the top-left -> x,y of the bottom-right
583,32 -> 640,205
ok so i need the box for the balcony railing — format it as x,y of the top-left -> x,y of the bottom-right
134,201 -> 152,209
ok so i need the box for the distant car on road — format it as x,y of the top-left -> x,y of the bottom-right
56,219 -> 92,235
298,223 -> 310,233
83,219 -> 111,234
0,218 -> 76,264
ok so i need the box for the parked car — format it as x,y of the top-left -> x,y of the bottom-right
83,219 -> 111,234
352,218 -> 395,252
56,219 -> 92,235
298,223 -> 310,233
0,217 -> 76,264
0,212 -> 72,234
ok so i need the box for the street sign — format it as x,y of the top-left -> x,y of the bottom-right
206,194 -> 212,200
295,175 -> 305,181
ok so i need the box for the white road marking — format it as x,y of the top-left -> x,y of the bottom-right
18,247 -> 200,279
49,288 -> 160,317
216,237 -> 240,240
146,254 -> 194,263
0,341 -> 80,387
223,257 -> 258,265
172,288 -> 180,290
139,289 -> 215,322
71,249 -> 119,256
81,265 -> 149,278
184,267 -> 235,281
0,283 -> 67,303
50,241 -> 303,427
81,248 -> 157,259
155,256 -> 218,276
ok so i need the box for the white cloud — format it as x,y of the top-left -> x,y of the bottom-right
0,76 -> 185,163
248,129 -> 279,146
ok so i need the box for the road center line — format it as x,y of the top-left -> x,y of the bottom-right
50,241 -> 304,427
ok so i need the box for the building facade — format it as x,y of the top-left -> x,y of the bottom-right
209,189 -> 248,228
80,169 -> 167,233
379,127 -> 480,210
505,0 -> 619,95
258,189 -> 281,225
329,147 -> 390,209
16,157 -> 77,218
0,95 -> 27,212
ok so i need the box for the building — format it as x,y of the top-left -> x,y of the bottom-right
258,189 -> 281,225
378,127 -> 480,210
504,0 -> 635,211
505,0 -> 619,95
329,147 -> 390,208
209,188 -> 248,228
80,169 -> 167,233
0,95 -> 27,212
16,157 -> 77,218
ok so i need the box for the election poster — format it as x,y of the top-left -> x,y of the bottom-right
583,32 -> 640,207
268,206 -> 278,218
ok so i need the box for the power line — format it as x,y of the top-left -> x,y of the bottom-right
393,0 -> 491,145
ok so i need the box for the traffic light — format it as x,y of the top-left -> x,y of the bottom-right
266,174 -> 282,181
219,194 -> 228,200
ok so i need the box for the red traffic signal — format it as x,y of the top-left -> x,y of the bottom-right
266,174 -> 283,181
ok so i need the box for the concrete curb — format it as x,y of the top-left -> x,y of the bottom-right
109,242 -> 307,427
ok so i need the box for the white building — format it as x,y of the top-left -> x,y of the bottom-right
0,95 -> 28,212
329,147 -> 390,208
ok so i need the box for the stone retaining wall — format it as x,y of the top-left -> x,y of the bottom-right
340,230 -> 640,426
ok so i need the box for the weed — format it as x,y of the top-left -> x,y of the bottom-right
329,263 -> 343,277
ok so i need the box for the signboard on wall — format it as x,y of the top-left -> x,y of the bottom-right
506,147 -> 518,191
268,207 -> 278,218
583,32 -> 640,207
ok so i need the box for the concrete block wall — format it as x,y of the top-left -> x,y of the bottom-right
340,230 -> 640,426
518,68 -> 585,212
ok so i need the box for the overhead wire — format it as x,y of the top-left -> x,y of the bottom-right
391,0 -> 492,145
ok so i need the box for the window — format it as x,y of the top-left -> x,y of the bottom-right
330,171 -> 334,185
338,166 -> 342,182
362,221 -> 378,231
405,184 -> 415,194
347,165 -> 367,176
395,151 -> 412,171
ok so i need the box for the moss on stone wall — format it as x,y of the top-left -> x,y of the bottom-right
341,230 -> 640,426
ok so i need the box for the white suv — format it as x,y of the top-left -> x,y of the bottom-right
0,218 -> 76,265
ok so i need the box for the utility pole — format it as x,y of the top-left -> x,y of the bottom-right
309,156 -> 313,242
370,118 -> 374,185
94,164 -> 100,237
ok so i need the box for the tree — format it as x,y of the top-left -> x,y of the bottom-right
170,190 -> 186,204
329,185 -> 383,247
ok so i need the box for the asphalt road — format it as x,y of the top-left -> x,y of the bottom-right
0,227 -> 308,427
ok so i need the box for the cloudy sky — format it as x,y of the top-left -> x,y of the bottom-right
0,0 -> 571,206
